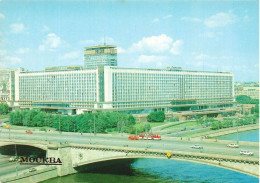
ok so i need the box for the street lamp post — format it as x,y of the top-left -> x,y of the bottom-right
94,114 -> 96,136
236,125 -> 239,145
15,144 -> 18,176
88,120 -> 92,135
6,125 -> 10,139
59,117 -> 61,134
233,120 -> 239,145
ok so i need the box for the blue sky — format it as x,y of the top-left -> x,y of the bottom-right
0,0 -> 259,81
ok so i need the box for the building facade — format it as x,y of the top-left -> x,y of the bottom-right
12,66 -> 235,114
84,45 -> 117,68
14,69 -> 97,110
0,68 -> 24,102
235,86 -> 259,99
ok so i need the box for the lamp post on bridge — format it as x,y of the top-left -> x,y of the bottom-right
6,125 -> 10,139
15,144 -> 18,176
233,120 -> 239,145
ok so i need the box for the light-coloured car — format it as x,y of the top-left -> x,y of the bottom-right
8,157 -> 15,162
227,143 -> 239,148
240,150 -> 254,156
28,168 -> 37,172
191,144 -> 203,149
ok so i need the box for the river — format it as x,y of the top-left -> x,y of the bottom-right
218,129 -> 259,142
43,130 -> 259,183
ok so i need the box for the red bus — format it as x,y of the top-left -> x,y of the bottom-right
139,133 -> 161,140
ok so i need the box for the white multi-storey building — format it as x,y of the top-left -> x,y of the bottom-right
12,66 -> 235,114
0,68 -> 24,102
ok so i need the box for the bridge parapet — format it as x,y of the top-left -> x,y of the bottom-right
67,143 -> 259,178
0,139 -> 48,150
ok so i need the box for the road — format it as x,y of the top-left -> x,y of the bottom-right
0,154 -> 36,179
0,131 -> 259,158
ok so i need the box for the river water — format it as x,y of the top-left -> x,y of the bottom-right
43,130 -> 259,183
218,129 -> 259,142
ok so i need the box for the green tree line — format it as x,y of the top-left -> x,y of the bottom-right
236,95 -> 259,104
9,109 -> 139,133
205,116 -> 258,130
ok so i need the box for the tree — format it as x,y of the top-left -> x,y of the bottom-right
0,103 -> 9,114
235,96 -> 258,104
9,110 -> 23,125
127,114 -> 136,126
255,104 -> 259,117
147,111 -> 165,122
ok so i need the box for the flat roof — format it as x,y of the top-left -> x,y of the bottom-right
84,45 -> 116,50
107,66 -> 233,74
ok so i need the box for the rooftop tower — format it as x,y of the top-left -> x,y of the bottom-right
84,45 -> 117,68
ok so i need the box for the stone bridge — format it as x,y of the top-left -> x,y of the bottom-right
0,139 -> 259,179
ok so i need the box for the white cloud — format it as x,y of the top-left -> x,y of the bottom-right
170,40 -> 183,55
10,23 -> 25,33
102,36 -> 115,45
0,49 -> 7,56
131,34 -> 173,53
0,61 -> 5,68
201,32 -> 215,38
79,39 -> 96,45
137,55 -> 166,67
163,14 -> 172,19
117,47 -> 126,54
42,25 -> 50,32
80,36 -> 116,46
60,51 -> 81,60
152,18 -> 159,23
199,31 -> 223,38
39,33 -> 62,52
204,11 -> 237,28
3,56 -> 22,65
243,15 -> 250,22
16,48 -> 30,54
0,13 -> 4,19
194,53 -> 211,60
181,17 -> 202,22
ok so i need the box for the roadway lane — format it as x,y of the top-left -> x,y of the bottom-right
0,155 -> 36,178
0,131 -> 258,158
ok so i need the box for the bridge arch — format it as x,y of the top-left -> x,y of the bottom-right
0,144 -> 47,157
70,147 -> 259,178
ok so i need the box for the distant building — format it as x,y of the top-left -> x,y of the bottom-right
84,45 -> 117,68
11,66 -> 235,114
0,68 -> 24,102
235,86 -> 259,99
45,65 -> 83,71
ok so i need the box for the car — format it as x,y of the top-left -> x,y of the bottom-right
191,128 -> 195,130
240,150 -> 254,156
0,123 -> 7,127
28,168 -> 37,172
128,135 -> 139,140
227,143 -> 239,148
26,130 -> 32,134
8,156 -> 18,162
8,157 -> 15,162
191,144 -> 203,149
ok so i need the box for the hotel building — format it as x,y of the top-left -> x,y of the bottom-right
8,45 -> 235,114
12,66 -> 235,114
